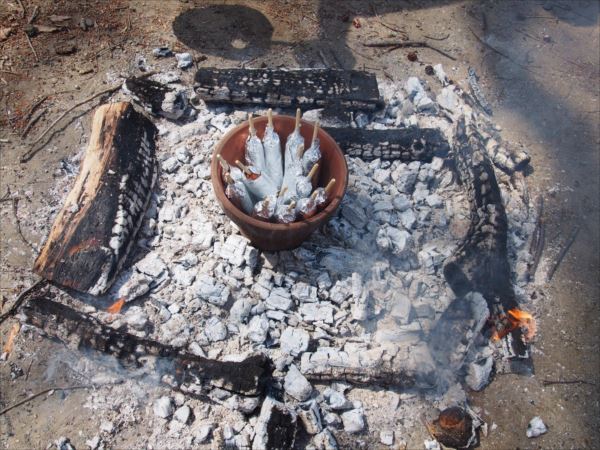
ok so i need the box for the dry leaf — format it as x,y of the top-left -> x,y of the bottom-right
0,27 -> 13,41
36,25 -> 60,33
2,322 -> 21,356
49,15 -> 71,23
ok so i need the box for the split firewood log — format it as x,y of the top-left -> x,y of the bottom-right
33,102 -> 157,296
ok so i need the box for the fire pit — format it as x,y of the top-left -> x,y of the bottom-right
211,115 -> 348,251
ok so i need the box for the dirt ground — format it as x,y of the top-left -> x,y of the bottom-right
1,0 -> 598,449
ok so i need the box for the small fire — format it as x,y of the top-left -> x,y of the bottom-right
491,308 -> 536,342
106,297 -> 125,314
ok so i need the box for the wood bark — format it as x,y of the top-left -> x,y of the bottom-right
443,117 -> 531,369
33,102 -> 157,296
323,126 -> 449,162
20,294 -> 272,396
194,68 -> 383,110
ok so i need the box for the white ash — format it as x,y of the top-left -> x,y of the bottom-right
526,416 -> 548,438
26,65 -> 543,449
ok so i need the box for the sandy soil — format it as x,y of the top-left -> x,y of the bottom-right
1,0 -> 598,449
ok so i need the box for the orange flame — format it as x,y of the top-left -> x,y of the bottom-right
106,297 -> 125,314
491,308 -> 536,342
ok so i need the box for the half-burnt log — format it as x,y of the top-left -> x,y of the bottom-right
123,78 -> 187,120
323,126 -> 449,162
20,294 -> 272,396
194,68 -> 383,110
299,345 -> 437,389
33,102 -> 157,296
443,117 -> 531,370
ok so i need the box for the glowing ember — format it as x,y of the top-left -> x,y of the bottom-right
106,297 -> 125,314
2,323 -> 21,356
491,308 -> 536,342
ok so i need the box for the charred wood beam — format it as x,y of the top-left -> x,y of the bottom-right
20,295 -> 272,396
322,126 -> 449,162
443,117 -> 531,371
194,68 -> 383,111
33,102 -> 157,296
300,347 -> 437,389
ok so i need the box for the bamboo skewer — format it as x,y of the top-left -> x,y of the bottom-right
216,154 -> 230,172
312,120 -> 319,145
248,113 -> 256,136
267,108 -> 273,127
296,143 -> 305,159
235,159 -> 253,176
324,178 -> 336,194
294,108 -> 301,131
307,163 -> 319,181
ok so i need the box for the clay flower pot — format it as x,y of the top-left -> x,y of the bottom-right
211,115 -> 348,251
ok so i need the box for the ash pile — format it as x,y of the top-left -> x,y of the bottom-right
15,65 -> 539,450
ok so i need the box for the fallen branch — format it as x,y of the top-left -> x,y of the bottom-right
22,72 -> 157,162
0,279 -> 47,325
542,379 -> 596,387
21,109 -> 46,138
20,85 -> 120,162
22,95 -> 48,125
24,32 -> 39,62
0,383 -> 119,416
11,197 -> 36,252
363,41 -> 456,61
547,225 -> 580,281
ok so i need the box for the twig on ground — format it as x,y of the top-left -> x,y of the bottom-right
369,2 -> 409,39
318,49 -> 330,68
24,32 -> 39,62
468,27 -> 541,76
547,225 -> 580,281
15,0 -> 26,17
542,379 -> 596,387
25,359 -> 34,381
21,85 -> 120,162
0,279 -> 47,325
21,109 -> 47,138
529,196 -> 545,278
21,71 -> 157,162
11,197 -> 36,252
0,69 -> 20,76
423,33 -> 450,41
23,95 -> 48,123
28,5 -> 39,24
0,383 -> 120,416
363,41 -> 456,61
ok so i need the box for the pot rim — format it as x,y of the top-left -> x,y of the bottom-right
211,115 -> 348,232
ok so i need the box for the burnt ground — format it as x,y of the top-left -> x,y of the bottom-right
1,0 -> 599,449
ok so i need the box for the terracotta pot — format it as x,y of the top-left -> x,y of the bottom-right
211,115 -> 348,251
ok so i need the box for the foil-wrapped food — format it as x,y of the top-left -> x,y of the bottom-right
218,109 -> 334,224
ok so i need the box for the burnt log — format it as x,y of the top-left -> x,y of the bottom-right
194,68 -> 383,111
323,126 -> 450,162
20,294 -> 272,396
122,78 -> 187,120
33,102 -> 157,296
443,117 -> 531,371
300,345 -> 437,389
